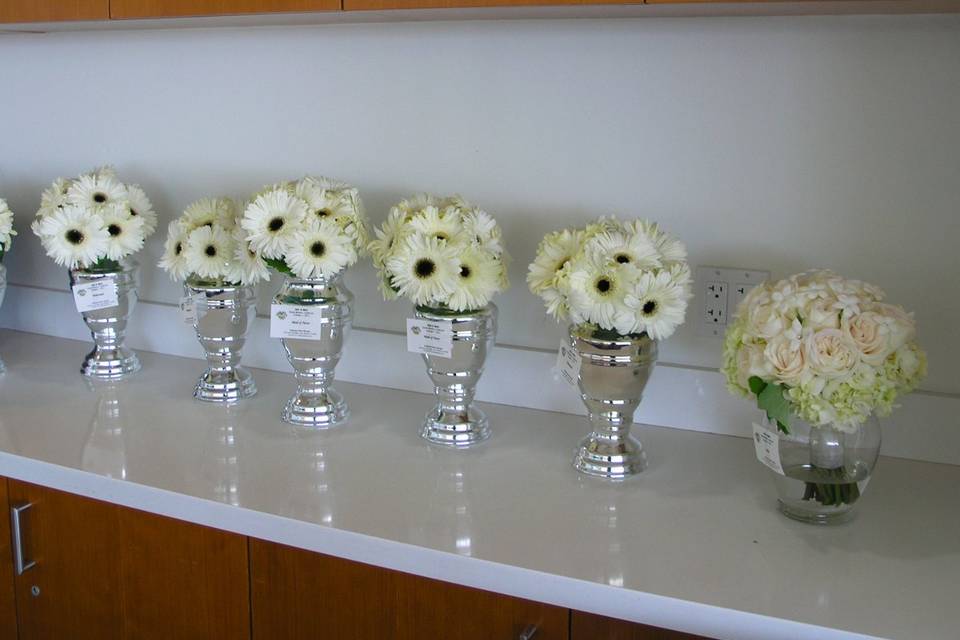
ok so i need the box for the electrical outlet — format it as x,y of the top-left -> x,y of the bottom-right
697,266 -> 771,337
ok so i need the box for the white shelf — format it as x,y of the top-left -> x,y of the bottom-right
0,330 -> 956,640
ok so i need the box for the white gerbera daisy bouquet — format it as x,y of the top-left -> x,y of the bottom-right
0,198 -> 17,261
723,270 -> 926,434
159,197 -> 267,285
527,217 -> 692,340
368,194 -> 509,312
31,167 -> 157,271
239,176 -> 367,280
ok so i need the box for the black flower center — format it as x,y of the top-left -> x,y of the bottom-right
107,224 -> 121,236
642,300 -> 658,315
93,192 -> 107,204
66,229 -> 84,245
268,217 -> 284,232
460,265 -> 471,278
129,208 -> 138,216
435,232 -> 448,241
415,259 -> 436,279
596,278 -> 612,293
556,256 -> 570,272
175,242 -> 183,255
615,254 -> 631,264
316,209 -> 329,217
310,241 -> 326,257
205,245 -> 217,257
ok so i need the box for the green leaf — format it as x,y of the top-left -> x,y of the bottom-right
264,257 -> 293,276
757,382 -> 791,434
748,376 -> 767,396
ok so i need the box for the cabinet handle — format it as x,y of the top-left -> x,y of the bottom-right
519,625 -> 538,640
10,503 -> 36,575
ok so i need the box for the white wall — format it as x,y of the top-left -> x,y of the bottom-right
1,14 -> 958,394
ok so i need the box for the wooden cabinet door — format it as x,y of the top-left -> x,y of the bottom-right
6,480 -> 249,640
110,0 -> 340,19
344,0 -> 630,10
572,611 -> 712,640
251,539 -> 568,639
0,0 -> 109,23
0,479 -> 17,640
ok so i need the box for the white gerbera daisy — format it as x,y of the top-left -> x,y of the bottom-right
35,205 -> 109,269
284,218 -> 356,279
409,205 -> 462,243
158,220 -> 192,282
394,193 -> 440,218
567,254 -> 632,332
101,205 -> 146,261
623,270 -> 691,340
629,220 -> 687,265
66,173 -> 127,215
242,188 -> 307,260
37,178 -> 71,217
527,228 -> 583,294
368,208 -> 409,267
586,230 -> 661,270
448,247 -> 502,312
386,235 -> 459,307
0,199 -> 16,254
462,208 -> 503,255
183,197 -> 231,231
183,225 -> 234,280
230,227 -> 270,285
124,184 -> 158,235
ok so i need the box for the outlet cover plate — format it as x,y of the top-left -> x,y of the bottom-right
697,266 -> 771,337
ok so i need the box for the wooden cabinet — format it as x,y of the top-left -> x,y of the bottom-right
0,0 -> 109,23
109,0 -> 339,19
251,538 -> 568,639
0,480 -> 16,640
572,611 -> 711,639
342,0 -> 630,11
4,480 -> 249,640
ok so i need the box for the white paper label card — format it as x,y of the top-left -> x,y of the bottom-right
179,295 -> 199,325
270,303 -> 325,340
752,422 -> 784,475
554,341 -> 581,387
406,318 -> 453,358
72,280 -> 119,313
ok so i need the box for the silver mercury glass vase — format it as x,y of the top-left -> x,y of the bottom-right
0,263 -> 6,373
416,303 -> 497,447
185,276 -> 257,403
570,325 -> 657,479
274,273 -> 352,428
69,259 -> 140,380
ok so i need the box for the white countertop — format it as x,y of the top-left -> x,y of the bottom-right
0,330 -> 956,640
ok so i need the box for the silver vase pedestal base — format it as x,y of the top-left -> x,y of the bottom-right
81,347 -> 141,380
421,406 -> 490,448
194,366 -> 257,404
282,388 -> 349,429
573,431 -> 647,479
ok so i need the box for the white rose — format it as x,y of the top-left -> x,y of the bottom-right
745,302 -> 786,340
872,303 -> 915,352
844,311 -> 892,365
804,298 -> 841,331
736,342 -> 773,390
763,335 -> 807,386
894,345 -> 922,379
804,328 -> 860,380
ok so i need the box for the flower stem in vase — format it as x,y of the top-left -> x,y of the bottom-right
805,426 -> 860,507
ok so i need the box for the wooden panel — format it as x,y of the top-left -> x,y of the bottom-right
396,572 -> 568,640
345,0 -> 636,10
118,507 -> 250,640
0,479 -> 17,640
0,0 -> 109,23
110,0 -> 340,18
572,611 -> 712,640
250,540 -> 399,639
7,480 -> 124,640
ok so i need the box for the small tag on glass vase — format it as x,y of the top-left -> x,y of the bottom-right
269,303 -> 324,340
554,341 -> 581,387
752,422 -> 784,475
406,318 -> 453,358
179,295 -> 199,325
72,280 -> 119,313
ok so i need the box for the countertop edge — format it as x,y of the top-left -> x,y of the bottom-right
0,451 -> 883,640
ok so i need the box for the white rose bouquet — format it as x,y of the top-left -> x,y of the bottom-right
0,198 -> 17,260
723,270 -> 926,434
239,176 -> 367,280
159,197 -> 267,285
368,194 -> 509,311
527,217 -> 691,340
31,167 -> 156,270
